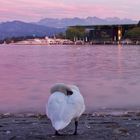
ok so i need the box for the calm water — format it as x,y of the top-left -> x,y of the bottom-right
0,45 -> 140,113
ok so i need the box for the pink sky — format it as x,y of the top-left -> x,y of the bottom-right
0,0 -> 139,22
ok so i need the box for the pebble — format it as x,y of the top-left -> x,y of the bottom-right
113,127 -> 129,135
6,130 -> 11,134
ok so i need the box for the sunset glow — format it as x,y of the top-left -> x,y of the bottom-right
0,0 -> 139,22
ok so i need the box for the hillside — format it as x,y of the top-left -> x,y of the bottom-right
0,21 -> 65,40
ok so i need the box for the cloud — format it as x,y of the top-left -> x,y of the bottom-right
0,0 -> 139,22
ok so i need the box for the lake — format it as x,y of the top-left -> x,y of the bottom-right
0,45 -> 140,114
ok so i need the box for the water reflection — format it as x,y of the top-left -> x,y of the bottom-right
0,45 -> 140,113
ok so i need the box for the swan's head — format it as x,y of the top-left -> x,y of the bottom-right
68,85 -> 80,92
50,83 -> 73,96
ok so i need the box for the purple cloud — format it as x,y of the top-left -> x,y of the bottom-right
0,0 -> 139,22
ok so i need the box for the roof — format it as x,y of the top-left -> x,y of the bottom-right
70,24 -> 137,28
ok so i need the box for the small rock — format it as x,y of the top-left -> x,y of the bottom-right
85,124 -> 91,129
113,127 -> 129,135
4,113 -> 11,117
6,130 -> 11,134
32,122 -> 38,125
136,124 -> 140,127
26,113 -> 35,117
36,114 -> 46,119
9,136 -> 16,140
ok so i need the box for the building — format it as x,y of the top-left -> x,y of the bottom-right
69,23 -> 139,44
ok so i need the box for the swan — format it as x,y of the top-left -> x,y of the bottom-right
46,83 -> 85,135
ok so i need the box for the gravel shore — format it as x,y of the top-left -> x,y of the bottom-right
0,112 -> 140,140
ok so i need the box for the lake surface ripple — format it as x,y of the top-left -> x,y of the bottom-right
0,45 -> 140,113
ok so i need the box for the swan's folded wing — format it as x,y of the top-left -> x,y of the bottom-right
46,92 -> 66,120
67,90 -> 85,118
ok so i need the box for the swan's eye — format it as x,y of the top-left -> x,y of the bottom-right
67,90 -> 73,95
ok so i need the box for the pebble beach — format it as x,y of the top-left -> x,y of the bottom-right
1,112 -> 140,140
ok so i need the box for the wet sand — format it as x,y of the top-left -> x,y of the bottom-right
0,113 -> 140,140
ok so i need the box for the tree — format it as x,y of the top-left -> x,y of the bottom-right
66,26 -> 85,41
125,27 -> 140,41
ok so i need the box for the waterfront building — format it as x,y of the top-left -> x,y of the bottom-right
68,22 -> 139,44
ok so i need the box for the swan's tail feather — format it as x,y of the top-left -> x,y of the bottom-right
53,121 -> 69,131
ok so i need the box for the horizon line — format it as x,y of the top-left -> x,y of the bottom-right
0,16 -> 139,23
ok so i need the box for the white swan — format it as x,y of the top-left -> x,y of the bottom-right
46,83 -> 85,135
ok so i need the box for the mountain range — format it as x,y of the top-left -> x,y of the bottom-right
0,17 -> 138,40
37,17 -> 138,28
0,21 -> 65,40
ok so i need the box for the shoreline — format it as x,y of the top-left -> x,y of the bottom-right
0,43 -> 140,46
0,112 -> 140,140
1,109 -> 140,117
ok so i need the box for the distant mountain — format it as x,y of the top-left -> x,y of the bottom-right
0,18 -> 138,40
105,17 -> 137,24
0,21 -> 65,40
37,17 -> 138,28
